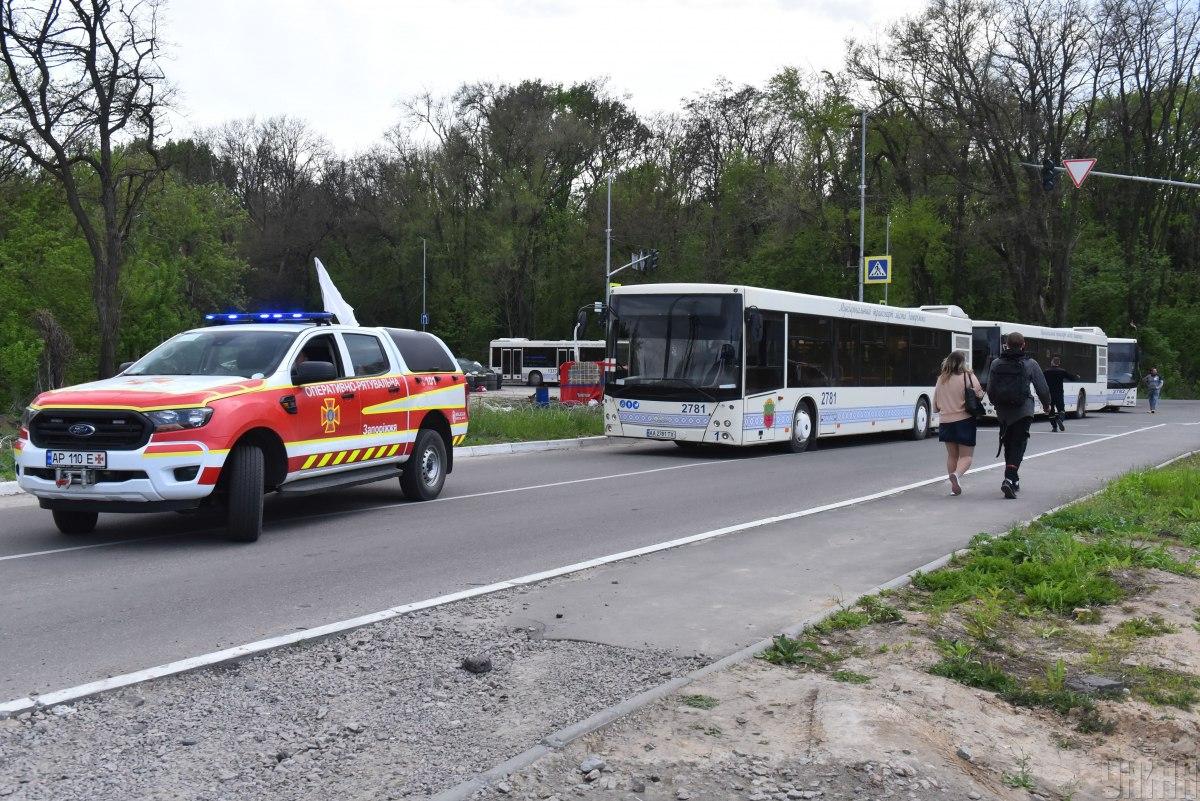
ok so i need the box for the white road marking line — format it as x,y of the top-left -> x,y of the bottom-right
1029,431 -> 1108,438
0,423 -> 1168,717
0,456 -> 785,563
0,536 -> 175,563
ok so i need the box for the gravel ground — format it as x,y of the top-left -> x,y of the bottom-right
0,590 -> 697,800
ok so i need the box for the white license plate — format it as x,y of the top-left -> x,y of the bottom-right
645,429 -> 677,440
46,450 -> 107,469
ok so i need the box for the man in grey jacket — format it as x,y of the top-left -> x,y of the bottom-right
988,332 -> 1051,499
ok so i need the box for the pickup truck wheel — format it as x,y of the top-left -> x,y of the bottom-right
225,444 -> 264,543
52,509 -> 97,535
401,429 -> 447,501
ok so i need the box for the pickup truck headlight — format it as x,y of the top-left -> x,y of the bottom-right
21,406 -> 35,429
146,408 -> 213,431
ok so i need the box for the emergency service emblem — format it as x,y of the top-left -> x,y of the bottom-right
320,398 -> 341,434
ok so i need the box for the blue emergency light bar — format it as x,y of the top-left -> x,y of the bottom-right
204,311 -> 335,325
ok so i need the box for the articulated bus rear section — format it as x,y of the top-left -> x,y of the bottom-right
957,319 -> 1109,418
603,284 -> 973,451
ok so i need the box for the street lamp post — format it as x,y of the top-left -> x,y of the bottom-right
421,238 -> 427,331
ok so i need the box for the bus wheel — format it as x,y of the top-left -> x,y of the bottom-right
786,401 -> 816,453
909,398 -> 930,440
1071,390 -> 1087,419
527,371 -> 543,387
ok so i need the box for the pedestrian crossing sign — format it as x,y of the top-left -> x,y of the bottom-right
864,255 -> 892,285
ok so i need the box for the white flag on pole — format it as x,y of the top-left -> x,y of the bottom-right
314,257 -> 358,326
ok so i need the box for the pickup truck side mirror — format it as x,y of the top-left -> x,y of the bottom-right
117,361 -> 136,374
292,361 -> 338,385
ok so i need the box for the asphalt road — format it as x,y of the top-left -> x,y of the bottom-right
2,401 -> 1198,698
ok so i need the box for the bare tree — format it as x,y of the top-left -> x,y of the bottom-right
204,116 -> 334,306
851,0 -> 1104,324
0,0 -> 170,377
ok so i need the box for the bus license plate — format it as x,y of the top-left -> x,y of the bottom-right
646,429 -> 676,440
46,450 -> 107,469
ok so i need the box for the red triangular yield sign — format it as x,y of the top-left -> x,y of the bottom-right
1063,158 -> 1097,188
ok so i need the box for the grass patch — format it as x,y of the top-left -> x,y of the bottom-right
812,595 -> 904,634
680,694 -> 719,710
831,670 -> 872,684
757,635 -> 842,670
1002,756 -> 1036,790
1111,615 -> 1176,641
907,457 -> 1200,734
1129,666 -> 1200,710
463,401 -> 602,446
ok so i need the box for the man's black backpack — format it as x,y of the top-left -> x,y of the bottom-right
987,355 -> 1030,408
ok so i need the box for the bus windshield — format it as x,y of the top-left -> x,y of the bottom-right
609,293 -> 743,400
1108,342 -> 1139,387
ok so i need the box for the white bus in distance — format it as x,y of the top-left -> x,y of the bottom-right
489,338 -> 606,386
964,318 -> 1108,417
1104,337 -> 1139,409
604,283 -> 974,451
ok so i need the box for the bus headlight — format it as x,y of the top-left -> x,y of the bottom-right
146,408 -> 214,431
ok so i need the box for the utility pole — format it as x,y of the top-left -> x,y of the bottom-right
858,110 -> 867,303
421,238 -> 427,331
884,213 -> 891,306
604,174 -> 613,310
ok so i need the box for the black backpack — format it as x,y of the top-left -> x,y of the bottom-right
987,355 -> 1030,408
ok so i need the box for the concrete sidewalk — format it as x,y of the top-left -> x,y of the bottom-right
507,412 -> 1199,658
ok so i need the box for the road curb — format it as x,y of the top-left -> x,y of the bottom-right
429,451 -> 1198,801
0,481 -> 19,497
455,436 -> 609,458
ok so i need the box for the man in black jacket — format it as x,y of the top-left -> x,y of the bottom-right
988,332 -> 1052,499
1043,356 -> 1073,432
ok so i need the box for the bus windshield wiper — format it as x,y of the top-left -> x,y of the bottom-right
641,376 -> 716,402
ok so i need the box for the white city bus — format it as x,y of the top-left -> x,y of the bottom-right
603,283 -> 973,451
1104,337 -> 1139,409
966,319 -> 1108,417
489,338 -> 606,386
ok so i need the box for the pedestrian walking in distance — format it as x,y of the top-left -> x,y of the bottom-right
1042,356 -> 1074,432
933,350 -> 984,496
986,332 -> 1051,500
1144,367 -> 1164,413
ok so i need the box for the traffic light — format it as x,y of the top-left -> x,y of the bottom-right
1041,158 -> 1058,191
631,249 -> 660,272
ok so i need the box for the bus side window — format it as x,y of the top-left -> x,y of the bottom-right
787,314 -> 832,388
834,320 -> 859,387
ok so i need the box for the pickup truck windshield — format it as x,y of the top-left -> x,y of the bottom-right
125,330 -> 298,379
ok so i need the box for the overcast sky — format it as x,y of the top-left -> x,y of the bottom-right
163,0 -> 926,154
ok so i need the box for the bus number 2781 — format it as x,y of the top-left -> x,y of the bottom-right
681,403 -> 708,414
819,392 -> 837,406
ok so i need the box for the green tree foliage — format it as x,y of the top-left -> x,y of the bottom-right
1,0 -> 1198,407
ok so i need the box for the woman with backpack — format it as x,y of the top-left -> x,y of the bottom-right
933,350 -> 985,496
